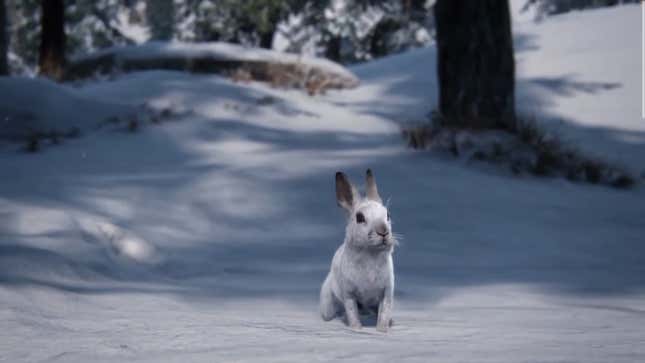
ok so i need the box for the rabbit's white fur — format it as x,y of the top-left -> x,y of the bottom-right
320,169 -> 395,332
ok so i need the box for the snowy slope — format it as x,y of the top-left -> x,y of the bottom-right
1,3 -> 645,363
338,2 -> 644,174
0,77 -> 133,140
514,4 -> 644,172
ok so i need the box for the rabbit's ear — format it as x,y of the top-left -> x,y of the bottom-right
336,171 -> 356,211
365,169 -> 382,203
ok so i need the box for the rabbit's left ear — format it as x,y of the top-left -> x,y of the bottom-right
336,171 -> 357,211
365,169 -> 382,203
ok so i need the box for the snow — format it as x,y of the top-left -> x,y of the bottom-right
513,4 -> 644,171
1,2 -> 644,362
0,77 -> 133,140
114,6 -> 150,44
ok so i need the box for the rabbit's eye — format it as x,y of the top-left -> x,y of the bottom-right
356,212 -> 366,224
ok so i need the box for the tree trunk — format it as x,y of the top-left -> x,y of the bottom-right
324,35 -> 341,63
146,0 -> 174,41
0,0 -> 7,75
39,0 -> 66,80
259,28 -> 274,49
434,0 -> 515,129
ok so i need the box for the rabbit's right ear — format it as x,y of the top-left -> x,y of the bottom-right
336,171 -> 356,212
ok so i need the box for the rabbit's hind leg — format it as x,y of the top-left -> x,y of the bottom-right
320,275 -> 338,321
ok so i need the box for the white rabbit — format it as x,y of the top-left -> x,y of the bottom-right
320,169 -> 396,332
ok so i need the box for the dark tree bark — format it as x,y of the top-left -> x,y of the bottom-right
0,0 -> 7,75
434,0 -> 516,129
259,28 -> 275,49
39,0 -> 66,80
324,35 -> 341,63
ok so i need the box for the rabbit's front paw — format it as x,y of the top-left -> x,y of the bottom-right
376,322 -> 389,333
349,321 -> 362,330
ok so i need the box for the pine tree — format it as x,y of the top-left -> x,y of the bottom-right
0,0 -> 7,75
39,0 -> 66,80
8,0 -> 141,76
434,0 -> 515,129
175,0 -> 292,49
146,0 -> 174,41
275,0 -> 432,64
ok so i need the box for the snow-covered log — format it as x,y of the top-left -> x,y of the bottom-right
65,41 -> 360,92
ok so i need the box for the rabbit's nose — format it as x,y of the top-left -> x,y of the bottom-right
375,224 -> 389,237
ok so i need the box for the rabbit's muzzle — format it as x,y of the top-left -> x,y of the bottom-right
375,223 -> 389,238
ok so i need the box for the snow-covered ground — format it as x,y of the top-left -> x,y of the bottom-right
1,3 -> 644,362
0,77 -> 134,140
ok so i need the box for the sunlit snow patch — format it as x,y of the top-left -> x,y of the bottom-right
76,216 -> 163,266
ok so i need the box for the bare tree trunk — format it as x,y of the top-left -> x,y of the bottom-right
434,0 -> 515,129
259,28 -> 275,49
0,0 -> 7,75
39,0 -> 66,80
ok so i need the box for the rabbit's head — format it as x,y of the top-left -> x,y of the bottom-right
336,169 -> 395,251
